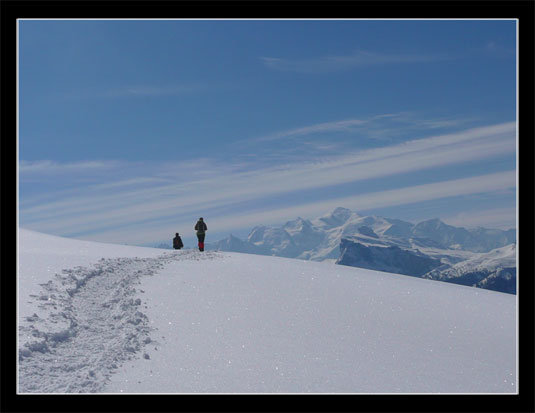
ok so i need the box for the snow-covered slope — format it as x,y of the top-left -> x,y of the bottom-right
337,234 -> 516,294
411,219 -> 516,252
18,229 -> 517,394
336,237 -> 443,277
423,244 -> 517,294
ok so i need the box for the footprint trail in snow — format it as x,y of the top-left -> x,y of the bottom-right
18,250 -> 220,393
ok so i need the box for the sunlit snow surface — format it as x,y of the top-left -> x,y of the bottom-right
18,229 -> 516,394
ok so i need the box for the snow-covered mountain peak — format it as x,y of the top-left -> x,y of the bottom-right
283,217 -> 312,233
482,243 -> 516,262
247,225 -> 269,244
314,207 -> 356,229
422,243 -> 517,293
331,206 -> 354,217
224,233 -> 247,245
357,225 -> 379,238
338,215 -> 394,239
414,217 -> 446,231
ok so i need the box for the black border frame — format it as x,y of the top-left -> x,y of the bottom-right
2,1 -> 534,412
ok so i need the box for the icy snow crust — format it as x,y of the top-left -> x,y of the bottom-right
18,229 -> 516,394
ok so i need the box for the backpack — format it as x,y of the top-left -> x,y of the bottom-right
173,236 -> 183,249
195,221 -> 207,234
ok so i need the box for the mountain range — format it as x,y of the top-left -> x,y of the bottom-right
207,207 -> 516,294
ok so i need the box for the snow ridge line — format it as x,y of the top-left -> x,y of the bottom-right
18,249 -> 221,393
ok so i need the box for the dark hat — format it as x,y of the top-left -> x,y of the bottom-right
176,233 -> 179,235
199,217 -> 203,220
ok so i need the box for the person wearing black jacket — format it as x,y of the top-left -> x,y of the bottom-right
173,233 -> 184,250
195,217 -> 207,251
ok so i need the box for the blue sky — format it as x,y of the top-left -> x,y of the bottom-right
18,19 -> 517,247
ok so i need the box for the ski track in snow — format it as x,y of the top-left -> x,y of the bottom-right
18,249 -> 220,393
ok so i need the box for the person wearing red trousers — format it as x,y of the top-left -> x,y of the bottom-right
195,217 -> 207,251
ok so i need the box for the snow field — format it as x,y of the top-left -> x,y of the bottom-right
18,230 -> 516,394
105,253 -> 516,393
18,230 -> 167,392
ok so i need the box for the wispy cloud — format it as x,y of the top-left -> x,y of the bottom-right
19,160 -> 121,174
195,170 -> 516,233
442,207 -> 516,230
22,125 -> 514,230
61,83 -> 208,101
261,50 -> 449,74
482,41 -> 515,58
249,115 -> 390,144
19,122 -> 516,244
46,170 -> 516,246
101,84 -> 203,98
240,113 -> 476,149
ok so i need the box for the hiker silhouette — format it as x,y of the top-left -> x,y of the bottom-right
172,233 -> 183,250
194,218 -> 207,251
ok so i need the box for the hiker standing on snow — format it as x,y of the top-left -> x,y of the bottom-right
173,233 -> 184,250
195,217 -> 207,251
